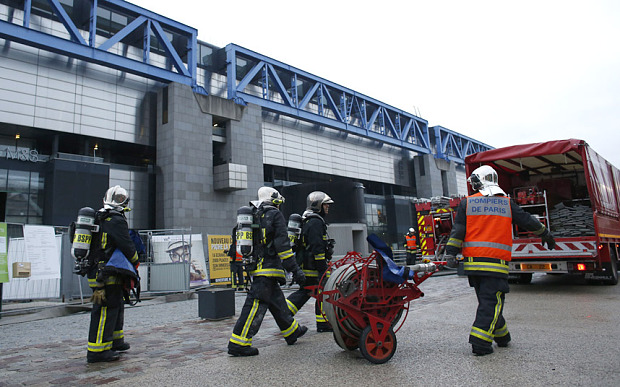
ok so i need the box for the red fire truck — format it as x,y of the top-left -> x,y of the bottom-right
465,139 -> 620,285
415,196 -> 463,265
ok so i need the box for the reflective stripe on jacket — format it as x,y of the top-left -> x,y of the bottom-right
235,250 -> 243,262
463,256 -> 509,276
405,234 -> 417,250
462,193 -> 513,261
249,204 -> 294,280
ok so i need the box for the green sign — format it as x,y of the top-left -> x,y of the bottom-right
0,222 -> 7,283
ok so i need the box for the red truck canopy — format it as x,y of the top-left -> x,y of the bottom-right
465,138 -> 620,218
465,138 -> 586,175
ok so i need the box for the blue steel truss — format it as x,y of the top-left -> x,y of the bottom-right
226,44 -> 431,154
0,1 -> 493,162
433,126 -> 493,162
0,0 -> 198,88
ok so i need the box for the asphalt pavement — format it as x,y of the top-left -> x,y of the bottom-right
1,272 -> 620,386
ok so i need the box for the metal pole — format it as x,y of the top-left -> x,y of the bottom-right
79,276 -> 84,304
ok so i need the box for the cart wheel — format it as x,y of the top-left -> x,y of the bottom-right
359,325 -> 397,364
334,332 -> 358,351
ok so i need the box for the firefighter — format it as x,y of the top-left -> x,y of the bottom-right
87,185 -> 140,363
286,191 -> 335,333
403,227 -> 419,265
227,225 -> 246,291
228,187 -> 308,356
444,165 -> 556,356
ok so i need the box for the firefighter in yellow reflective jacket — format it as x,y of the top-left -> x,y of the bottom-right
87,185 -> 140,363
228,187 -> 308,357
445,165 -> 556,356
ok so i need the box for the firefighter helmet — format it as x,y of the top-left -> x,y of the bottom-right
468,165 -> 506,196
103,185 -> 130,211
306,191 -> 334,213
408,227 -> 415,233
257,186 -> 284,206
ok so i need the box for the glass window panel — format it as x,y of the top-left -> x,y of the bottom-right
28,216 -> 43,225
29,193 -> 44,218
30,172 -> 43,193
0,169 -> 7,190
7,216 -> 28,224
6,192 -> 28,218
7,170 -> 30,192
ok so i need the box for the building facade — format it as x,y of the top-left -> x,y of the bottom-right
0,0 -> 489,251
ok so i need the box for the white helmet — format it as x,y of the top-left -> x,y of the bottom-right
408,228 -> 415,233
468,165 -> 506,196
306,191 -> 334,213
257,186 -> 284,206
103,185 -> 130,211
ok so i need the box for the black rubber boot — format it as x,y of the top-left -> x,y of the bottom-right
495,332 -> 511,347
112,342 -> 130,351
472,344 -> 494,356
227,344 -> 259,357
285,325 -> 308,345
317,323 -> 333,333
87,350 -> 120,363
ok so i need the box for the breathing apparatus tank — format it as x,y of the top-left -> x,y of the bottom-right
287,213 -> 302,248
236,206 -> 254,260
71,207 -> 99,274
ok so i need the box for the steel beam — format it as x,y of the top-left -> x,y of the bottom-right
225,43 -> 432,154
433,126 -> 493,163
0,1 -> 493,160
0,0 -> 197,88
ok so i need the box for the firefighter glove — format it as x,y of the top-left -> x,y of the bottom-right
445,255 -> 458,269
292,267 -> 306,287
541,231 -> 556,250
90,288 -> 106,305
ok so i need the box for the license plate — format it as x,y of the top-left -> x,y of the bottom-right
521,263 -> 551,271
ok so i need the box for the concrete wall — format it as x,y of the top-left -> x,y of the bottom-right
328,223 -> 369,257
262,115 -> 415,186
156,83 -> 264,245
413,154 -> 460,199
0,38 -> 160,146
109,166 -> 150,229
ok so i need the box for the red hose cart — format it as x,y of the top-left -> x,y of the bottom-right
313,234 -> 445,364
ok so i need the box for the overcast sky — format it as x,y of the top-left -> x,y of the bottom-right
129,0 -> 620,168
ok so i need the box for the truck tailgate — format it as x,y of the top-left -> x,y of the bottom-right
512,237 -> 597,259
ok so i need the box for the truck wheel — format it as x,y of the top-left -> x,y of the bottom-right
518,273 -> 532,284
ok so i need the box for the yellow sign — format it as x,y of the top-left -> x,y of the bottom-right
0,222 -> 7,283
207,234 -> 233,285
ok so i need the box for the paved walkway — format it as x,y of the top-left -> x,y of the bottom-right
0,273 -> 464,386
3,272 -> 620,386
0,290 -> 308,385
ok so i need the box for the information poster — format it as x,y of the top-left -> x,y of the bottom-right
0,222 -> 7,283
207,234 -> 232,285
24,225 -> 60,280
151,234 -> 209,287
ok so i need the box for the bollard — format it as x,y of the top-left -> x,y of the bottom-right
198,287 -> 235,320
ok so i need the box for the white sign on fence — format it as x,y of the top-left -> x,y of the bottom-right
24,225 -> 61,280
